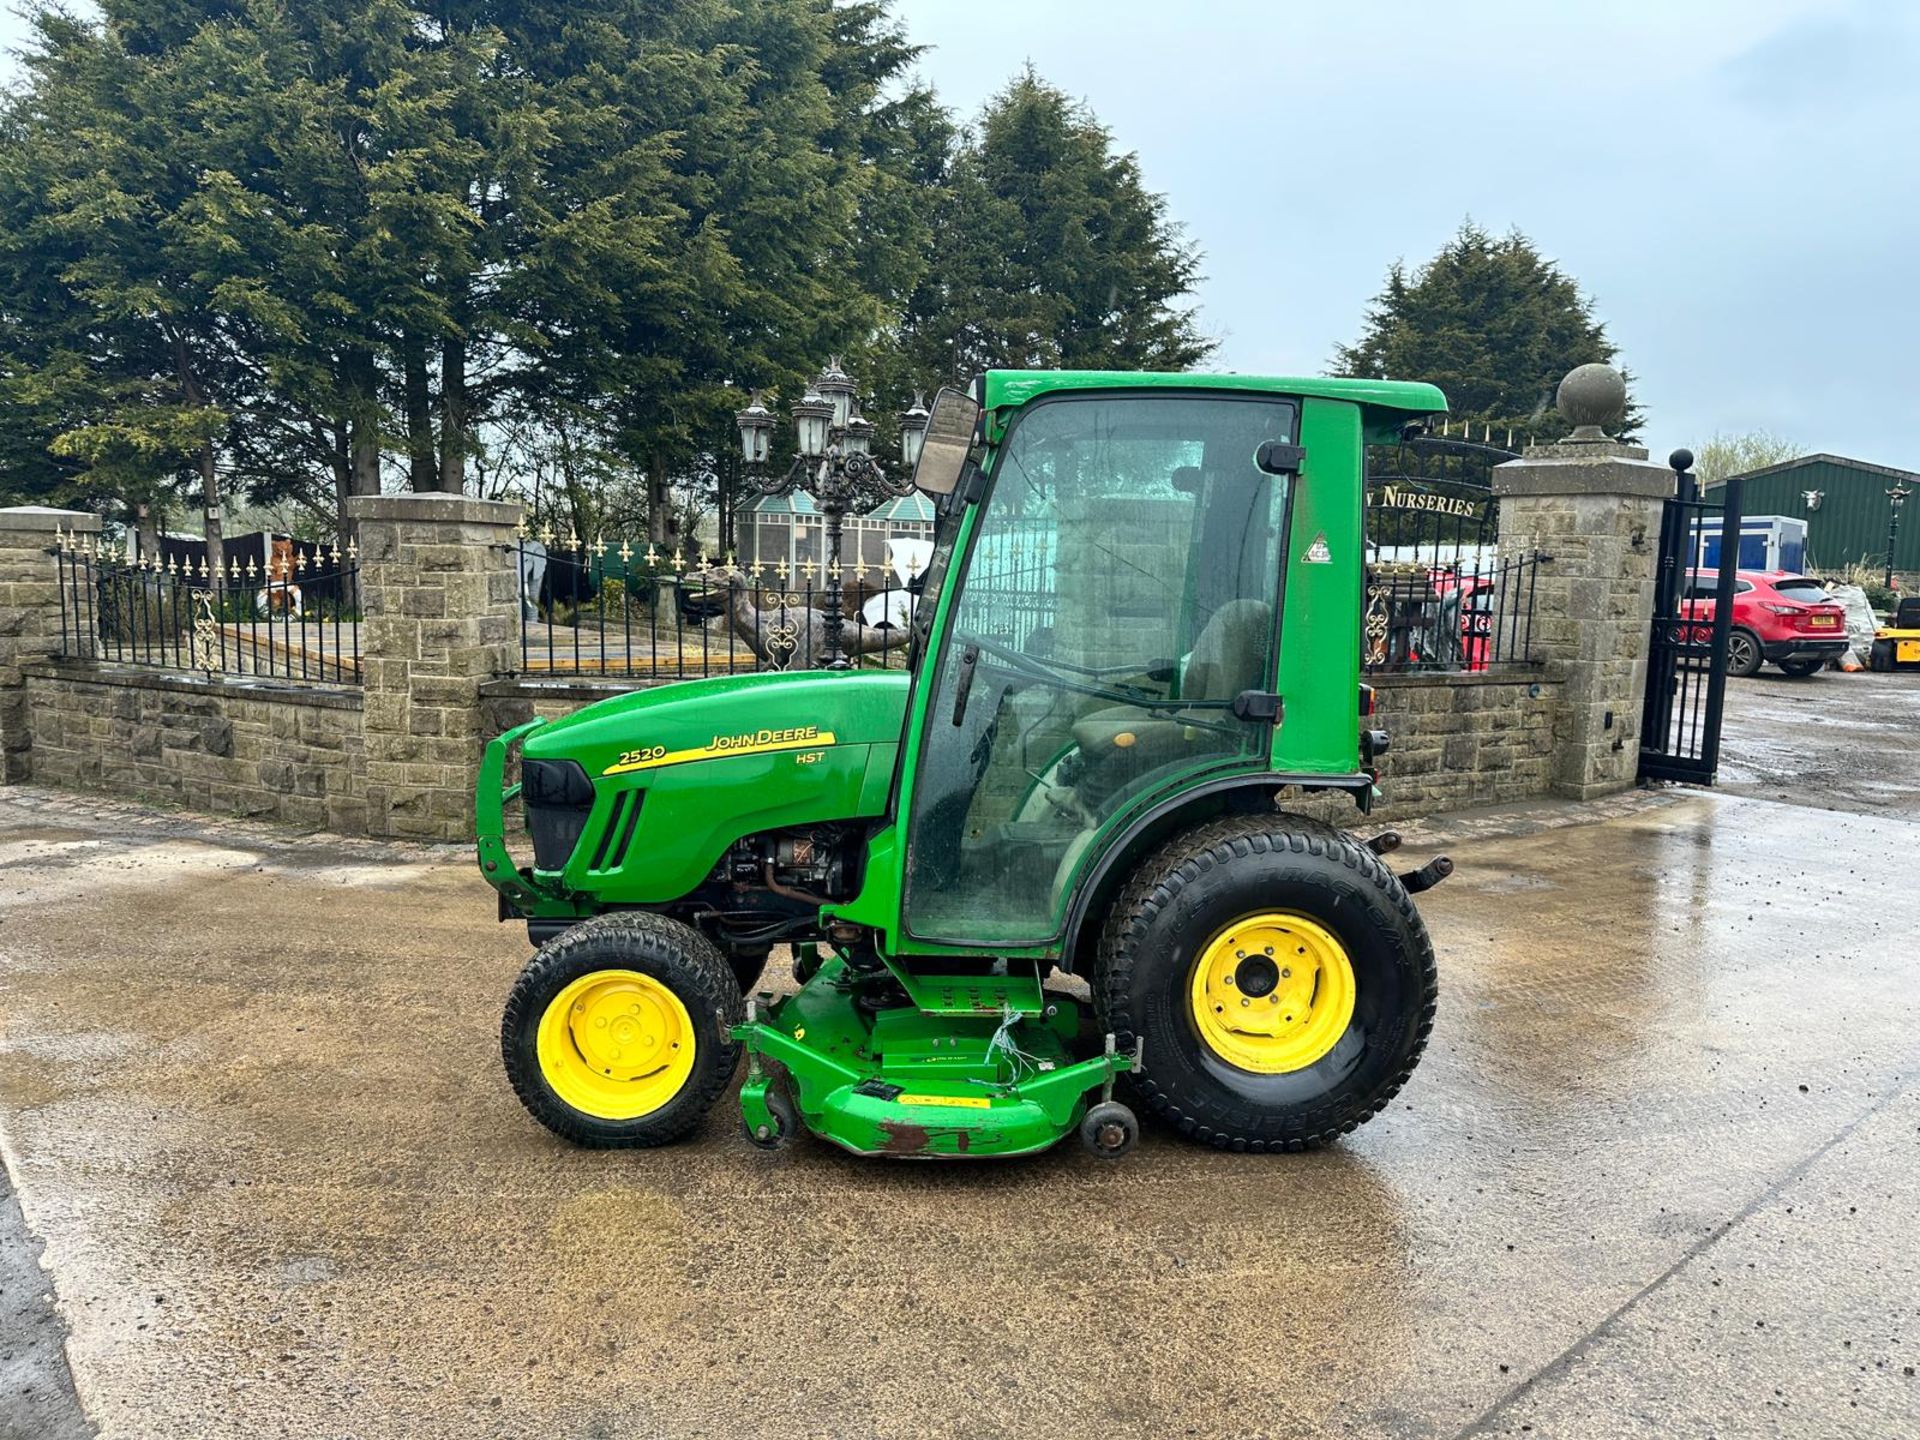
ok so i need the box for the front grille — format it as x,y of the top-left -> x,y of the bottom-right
587,790 -> 644,873
522,757 -> 593,872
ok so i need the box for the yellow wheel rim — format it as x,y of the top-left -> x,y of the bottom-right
1189,912 -> 1356,1074
536,969 -> 697,1120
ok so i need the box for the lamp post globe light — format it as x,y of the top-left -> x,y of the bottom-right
735,357 -> 919,669
899,393 -> 930,469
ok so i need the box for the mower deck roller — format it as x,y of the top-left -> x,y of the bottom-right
481,371 -> 1450,1160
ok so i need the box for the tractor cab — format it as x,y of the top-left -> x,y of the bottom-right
881,374 -> 1442,950
480,370 -> 1452,1161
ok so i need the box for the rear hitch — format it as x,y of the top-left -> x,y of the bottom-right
1398,856 -> 1454,894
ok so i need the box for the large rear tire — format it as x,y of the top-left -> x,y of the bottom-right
503,912 -> 742,1148
1094,817 -> 1436,1152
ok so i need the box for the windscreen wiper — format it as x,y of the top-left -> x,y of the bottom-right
949,642 -> 981,726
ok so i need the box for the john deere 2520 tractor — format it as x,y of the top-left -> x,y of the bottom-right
478,372 -> 1454,1159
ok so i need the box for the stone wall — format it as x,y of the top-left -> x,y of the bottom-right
20,664 -> 363,830
349,494 -> 521,840
1367,672 -> 1560,819
2,507 -> 101,782
1494,439 -> 1672,799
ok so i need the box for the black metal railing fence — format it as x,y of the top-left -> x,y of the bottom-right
513,532 -> 926,679
1361,430 -> 1548,675
53,533 -> 361,685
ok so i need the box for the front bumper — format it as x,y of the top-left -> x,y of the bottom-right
476,718 -> 588,920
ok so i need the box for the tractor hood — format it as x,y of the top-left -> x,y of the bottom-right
521,669 -> 911,784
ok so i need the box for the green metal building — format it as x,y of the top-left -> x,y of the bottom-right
1704,453 -> 1920,576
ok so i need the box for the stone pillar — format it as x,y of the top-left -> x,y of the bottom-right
1492,366 -> 1673,800
0,506 -> 103,783
347,494 -> 522,840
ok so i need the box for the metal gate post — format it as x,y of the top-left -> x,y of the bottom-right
1697,477 -> 1743,779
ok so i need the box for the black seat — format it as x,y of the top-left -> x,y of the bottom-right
1895,596 -> 1920,630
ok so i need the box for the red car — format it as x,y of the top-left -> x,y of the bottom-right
1683,569 -> 1849,677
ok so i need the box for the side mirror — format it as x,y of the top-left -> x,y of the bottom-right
1255,440 -> 1306,476
911,387 -> 982,496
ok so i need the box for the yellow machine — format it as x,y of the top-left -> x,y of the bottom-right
1869,597 -> 1920,671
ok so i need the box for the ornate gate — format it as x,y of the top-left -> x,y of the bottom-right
1639,463 -> 1744,784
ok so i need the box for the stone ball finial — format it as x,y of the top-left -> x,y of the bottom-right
1556,363 -> 1627,442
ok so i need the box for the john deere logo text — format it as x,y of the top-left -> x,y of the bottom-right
710,726 -> 820,751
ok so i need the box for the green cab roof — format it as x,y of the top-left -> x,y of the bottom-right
983,370 -> 1447,425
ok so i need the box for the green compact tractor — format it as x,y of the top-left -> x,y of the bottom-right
479,372 -> 1454,1159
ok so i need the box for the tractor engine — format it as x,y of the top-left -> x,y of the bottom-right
716,825 -> 857,907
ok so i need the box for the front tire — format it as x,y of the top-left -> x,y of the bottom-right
1094,817 -> 1436,1152
503,912 -> 742,1148
1726,627 -> 1764,677
1870,640 -> 1894,672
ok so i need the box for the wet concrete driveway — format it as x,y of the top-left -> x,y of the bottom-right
0,771 -> 1916,1438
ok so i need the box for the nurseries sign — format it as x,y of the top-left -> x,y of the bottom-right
1374,485 -> 1483,520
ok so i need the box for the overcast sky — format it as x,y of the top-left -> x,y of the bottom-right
894,0 -> 1920,464
4,1 -> 1915,465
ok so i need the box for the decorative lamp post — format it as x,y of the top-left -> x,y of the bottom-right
791,384 -> 834,460
1888,484 -> 1911,590
815,357 -> 857,431
734,391 -> 775,467
843,403 -> 875,457
736,358 -> 916,669
899,393 -> 929,469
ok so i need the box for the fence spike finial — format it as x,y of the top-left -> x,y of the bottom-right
619,540 -> 633,565
346,539 -> 358,561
